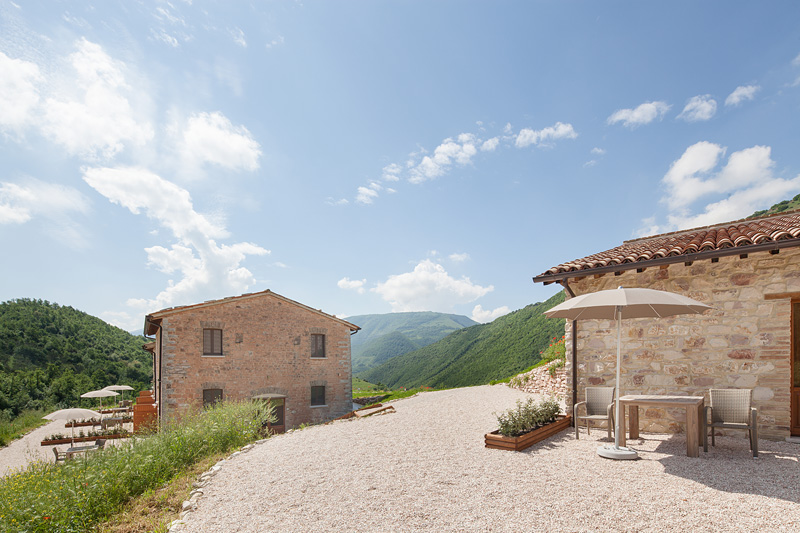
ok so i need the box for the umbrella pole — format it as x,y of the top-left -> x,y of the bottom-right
614,308 -> 622,449
597,306 -> 638,460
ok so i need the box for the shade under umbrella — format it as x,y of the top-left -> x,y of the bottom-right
545,286 -> 712,460
44,408 -> 102,445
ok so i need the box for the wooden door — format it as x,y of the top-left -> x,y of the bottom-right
267,399 -> 286,434
792,302 -> 800,435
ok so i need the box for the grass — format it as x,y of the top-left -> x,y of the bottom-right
0,409 -> 50,448
98,451 -> 228,533
0,401 -> 273,532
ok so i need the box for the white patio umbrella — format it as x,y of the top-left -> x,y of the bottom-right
545,286 -> 712,460
44,408 -> 101,445
103,385 -> 134,403
80,389 -> 119,414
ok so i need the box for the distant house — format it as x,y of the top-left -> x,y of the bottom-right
143,290 -> 360,431
533,211 -> 800,440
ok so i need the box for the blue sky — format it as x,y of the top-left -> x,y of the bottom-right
2,1 -> 800,331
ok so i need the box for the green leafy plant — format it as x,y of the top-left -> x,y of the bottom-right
0,400 -> 274,532
494,396 -> 561,437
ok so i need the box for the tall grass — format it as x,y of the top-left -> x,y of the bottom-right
0,409 -> 50,447
0,401 -> 273,532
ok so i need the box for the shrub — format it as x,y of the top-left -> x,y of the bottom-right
495,396 -> 561,437
0,400 -> 273,532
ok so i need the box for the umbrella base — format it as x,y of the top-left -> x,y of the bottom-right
597,445 -> 639,460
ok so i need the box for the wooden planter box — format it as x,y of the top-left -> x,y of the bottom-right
65,421 -> 100,428
485,415 -> 572,452
41,434 -> 128,446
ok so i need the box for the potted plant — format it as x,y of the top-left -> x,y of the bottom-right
485,396 -> 571,451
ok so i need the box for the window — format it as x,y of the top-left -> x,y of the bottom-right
203,329 -> 223,355
310,385 -> 326,406
203,388 -> 223,407
311,334 -> 326,358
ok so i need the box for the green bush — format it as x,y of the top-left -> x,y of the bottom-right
0,400 -> 273,532
495,396 -> 561,437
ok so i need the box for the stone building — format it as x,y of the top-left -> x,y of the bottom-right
143,290 -> 360,431
533,210 -> 800,440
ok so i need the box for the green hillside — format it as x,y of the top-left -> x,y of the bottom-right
349,312 -> 478,373
750,193 -> 800,217
0,299 -> 151,419
358,291 -> 566,389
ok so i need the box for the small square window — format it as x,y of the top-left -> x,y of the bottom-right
311,334 -> 326,358
310,385 -> 326,406
203,329 -> 223,355
203,388 -> 223,408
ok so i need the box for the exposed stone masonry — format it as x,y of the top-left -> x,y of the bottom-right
564,248 -> 799,440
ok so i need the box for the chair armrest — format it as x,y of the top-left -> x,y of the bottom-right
574,401 -> 586,418
606,402 -> 615,420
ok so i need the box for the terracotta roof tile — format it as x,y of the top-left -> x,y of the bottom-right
536,210 -> 800,281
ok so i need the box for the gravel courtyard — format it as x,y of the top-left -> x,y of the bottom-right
176,385 -> 800,532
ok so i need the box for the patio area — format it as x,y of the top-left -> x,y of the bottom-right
175,385 -> 800,532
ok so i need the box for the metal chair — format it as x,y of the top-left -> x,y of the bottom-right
574,387 -> 615,440
705,388 -> 758,458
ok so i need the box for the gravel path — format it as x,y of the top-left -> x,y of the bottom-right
0,420 -> 131,477
177,385 -> 800,532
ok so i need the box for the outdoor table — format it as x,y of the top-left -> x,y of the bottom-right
618,395 -> 705,458
65,444 -> 100,459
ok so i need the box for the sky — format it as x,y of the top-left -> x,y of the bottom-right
2,1 -> 800,332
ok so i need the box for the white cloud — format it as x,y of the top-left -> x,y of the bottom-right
515,122 -> 577,148
0,51 -> 42,133
40,38 -> 154,160
382,163 -> 402,182
591,147 -> 606,155
338,277 -> 367,294
480,137 -> 499,151
266,36 -> 285,49
409,135 -> 478,183
0,178 -> 91,246
372,259 -> 493,312
662,141 -> 774,211
326,197 -> 349,206
677,95 -> 717,122
356,183 -> 380,204
83,166 -> 269,311
641,141 -> 800,234
725,85 -> 760,106
471,304 -> 511,323
179,111 -> 261,172
231,28 -> 247,48
449,252 -> 469,262
607,101 -> 670,128
793,53 -> 800,67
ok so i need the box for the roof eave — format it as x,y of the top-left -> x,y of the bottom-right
533,237 -> 800,285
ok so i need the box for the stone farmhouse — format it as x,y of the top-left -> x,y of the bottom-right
533,210 -> 800,440
143,290 -> 360,432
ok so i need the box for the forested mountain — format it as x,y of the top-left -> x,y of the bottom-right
348,312 -> 477,373
358,292 -> 566,389
750,193 -> 800,217
0,299 -> 151,419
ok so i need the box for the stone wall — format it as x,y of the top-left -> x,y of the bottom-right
508,363 -> 567,399
155,293 -> 354,428
563,247 -> 798,440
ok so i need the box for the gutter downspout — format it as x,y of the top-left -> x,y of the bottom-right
558,280 -> 579,415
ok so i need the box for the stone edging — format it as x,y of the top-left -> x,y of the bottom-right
167,438 -> 270,532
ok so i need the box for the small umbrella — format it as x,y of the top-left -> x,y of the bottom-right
44,408 -> 101,445
81,389 -> 119,414
103,385 -> 134,404
545,286 -> 711,460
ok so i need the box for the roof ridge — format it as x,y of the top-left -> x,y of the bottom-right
622,208 -> 800,245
